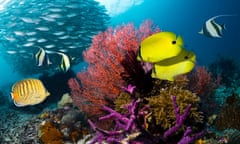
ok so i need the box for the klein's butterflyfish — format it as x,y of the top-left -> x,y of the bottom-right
57,52 -> 71,72
137,31 -> 184,63
151,48 -> 196,81
11,78 -> 50,107
198,14 -> 235,38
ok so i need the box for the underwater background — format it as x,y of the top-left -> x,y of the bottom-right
0,0 -> 240,143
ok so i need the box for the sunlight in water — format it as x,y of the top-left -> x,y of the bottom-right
96,0 -> 144,16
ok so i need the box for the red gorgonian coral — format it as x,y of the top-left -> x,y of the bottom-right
68,20 -> 159,117
188,66 -> 221,96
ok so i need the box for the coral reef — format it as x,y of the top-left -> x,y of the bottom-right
38,121 -> 64,144
187,66 -> 221,97
198,128 -> 240,144
187,66 -> 221,116
208,57 -> 240,88
88,92 -> 203,144
223,129 -> 240,144
0,106 -> 41,143
68,20 -> 159,117
146,86 -> 203,130
0,101 -> 89,143
57,93 -> 73,109
215,93 -> 240,131
37,105 -> 90,143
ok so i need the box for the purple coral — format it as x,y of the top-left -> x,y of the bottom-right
88,85 -> 203,144
121,84 -> 136,95
163,96 -> 204,144
88,99 -> 142,143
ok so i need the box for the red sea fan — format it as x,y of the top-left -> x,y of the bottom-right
68,20 -> 159,117
188,66 -> 221,96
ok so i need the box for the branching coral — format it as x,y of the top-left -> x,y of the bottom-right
146,86 -> 203,130
187,66 -> 221,97
68,20 -> 159,117
88,92 -> 203,144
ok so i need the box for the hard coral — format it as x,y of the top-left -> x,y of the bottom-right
114,92 -> 132,113
38,121 -> 64,144
89,94 -> 203,144
146,86 -> 203,130
68,19 -> 159,117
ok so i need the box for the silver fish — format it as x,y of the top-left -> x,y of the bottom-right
0,0 -> 110,75
23,42 -> 35,47
36,27 -> 50,31
14,31 -> 25,36
26,31 -> 37,36
45,44 -> 55,49
37,38 -> 47,43
40,16 -> 56,22
20,17 -> 40,24
6,50 -> 17,54
27,37 -> 37,42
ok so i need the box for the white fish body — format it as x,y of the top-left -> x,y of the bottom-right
4,36 -> 16,41
47,13 -> 62,19
45,44 -> 55,49
14,31 -> 25,36
23,42 -> 35,47
6,50 -> 17,54
58,35 -> 69,39
37,38 -> 47,43
53,31 -> 65,36
26,31 -> 37,36
27,37 -> 37,42
199,14 -> 235,38
36,27 -> 50,31
40,16 -> 56,22
48,8 -> 62,12
20,17 -> 40,24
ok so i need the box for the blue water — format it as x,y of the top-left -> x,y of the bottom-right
1,0 -> 239,89
111,0 -> 240,65
0,0 -> 239,143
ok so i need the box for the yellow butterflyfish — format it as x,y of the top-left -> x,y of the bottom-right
151,48 -> 196,81
137,31 -> 184,63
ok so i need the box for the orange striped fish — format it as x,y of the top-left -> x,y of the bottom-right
11,78 -> 50,107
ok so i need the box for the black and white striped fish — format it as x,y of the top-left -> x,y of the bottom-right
57,52 -> 71,72
35,47 -> 51,66
198,14 -> 235,38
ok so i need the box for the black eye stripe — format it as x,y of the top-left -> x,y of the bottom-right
184,56 -> 189,59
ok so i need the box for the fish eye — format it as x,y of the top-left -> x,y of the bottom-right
184,56 -> 189,59
172,41 -> 176,44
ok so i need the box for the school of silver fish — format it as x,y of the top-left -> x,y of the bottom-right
0,0 -> 109,75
